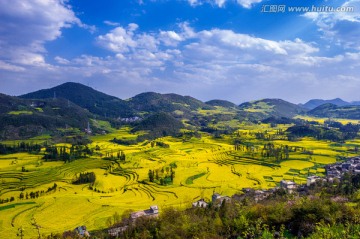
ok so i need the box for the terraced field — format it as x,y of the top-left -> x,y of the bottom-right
1,123 -> 359,238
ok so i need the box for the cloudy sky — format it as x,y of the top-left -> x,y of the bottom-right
0,0 -> 359,104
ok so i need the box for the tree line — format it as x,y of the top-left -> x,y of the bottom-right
18,183 -> 57,201
0,142 -> 41,154
148,165 -> 176,185
43,145 -> 93,161
72,172 -> 96,185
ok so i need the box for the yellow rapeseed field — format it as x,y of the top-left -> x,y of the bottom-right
1,121 -> 359,238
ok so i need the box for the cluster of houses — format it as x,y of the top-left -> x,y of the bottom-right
30,101 -> 45,108
192,180 -> 308,208
118,116 -> 141,123
108,205 -> 159,237
193,156 -> 360,207
193,188 -> 281,207
192,193 -> 231,208
325,157 -> 360,178
63,225 -> 90,238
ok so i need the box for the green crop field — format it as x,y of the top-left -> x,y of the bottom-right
0,120 -> 359,238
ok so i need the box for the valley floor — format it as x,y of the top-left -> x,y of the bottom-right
0,124 -> 359,238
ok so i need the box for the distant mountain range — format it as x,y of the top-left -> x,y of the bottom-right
0,82 -> 359,140
20,82 -> 215,119
301,98 -> 360,110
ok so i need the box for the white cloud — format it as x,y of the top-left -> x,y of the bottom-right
128,23 -> 139,31
214,0 -> 226,7
159,31 -> 183,46
97,26 -> 138,52
187,0 -> 262,8
0,60 -> 25,72
188,0 -> 201,6
237,0 -> 263,8
179,22 -> 196,38
1,10 -> 359,104
104,20 -> 120,26
55,56 -> 70,65
48,23 -> 360,103
304,0 -> 360,49
0,0 -> 92,68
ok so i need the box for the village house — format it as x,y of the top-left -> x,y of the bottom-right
30,101 -> 45,108
192,193 -> 230,208
254,190 -> 272,202
192,198 -> 209,208
74,225 -> 90,238
108,206 -> 159,237
212,193 -> 231,205
108,225 -> 128,237
306,175 -> 321,187
130,205 -> 159,221
280,180 -> 297,193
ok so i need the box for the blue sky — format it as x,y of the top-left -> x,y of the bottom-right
0,0 -> 359,104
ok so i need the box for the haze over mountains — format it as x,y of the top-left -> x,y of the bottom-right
1,82 -> 360,140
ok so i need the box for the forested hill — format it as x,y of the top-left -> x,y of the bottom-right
19,83 -> 214,118
19,82 -> 309,120
1,81 -> 360,140
0,93 -> 25,114
132,112 -> 184,139
0,94 -> 92,140
20,82 -> 134,118
239,98 -> 307,118
205,99 -> 238,108
126,92 -> 214,118
309,103 -> 360,119
302,98 -> 350,110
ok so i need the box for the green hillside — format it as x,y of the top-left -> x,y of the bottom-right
20,82 -> 133,118
127,92 -> 213,118
205,99 -> 238,109
132,112 -> 184,139
0,94 -> 92,140
302,98 -> 350,110
239,98 -> 307,119
309,103 -> 360,119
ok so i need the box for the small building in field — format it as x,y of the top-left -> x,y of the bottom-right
307,176 -> 321,187
254,190 -> 271,202
212,193 -> 231,205
280,180 -> 297,193
192,198 -> 209,208
74,225 -> 90,237
108,225 -> 128,237
130,205 -> 159,221
108,206 -> 158,237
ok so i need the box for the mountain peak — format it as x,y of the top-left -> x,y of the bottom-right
239,98 -> 306,118
20,82 -> 133,117
303,98 -> 349,110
